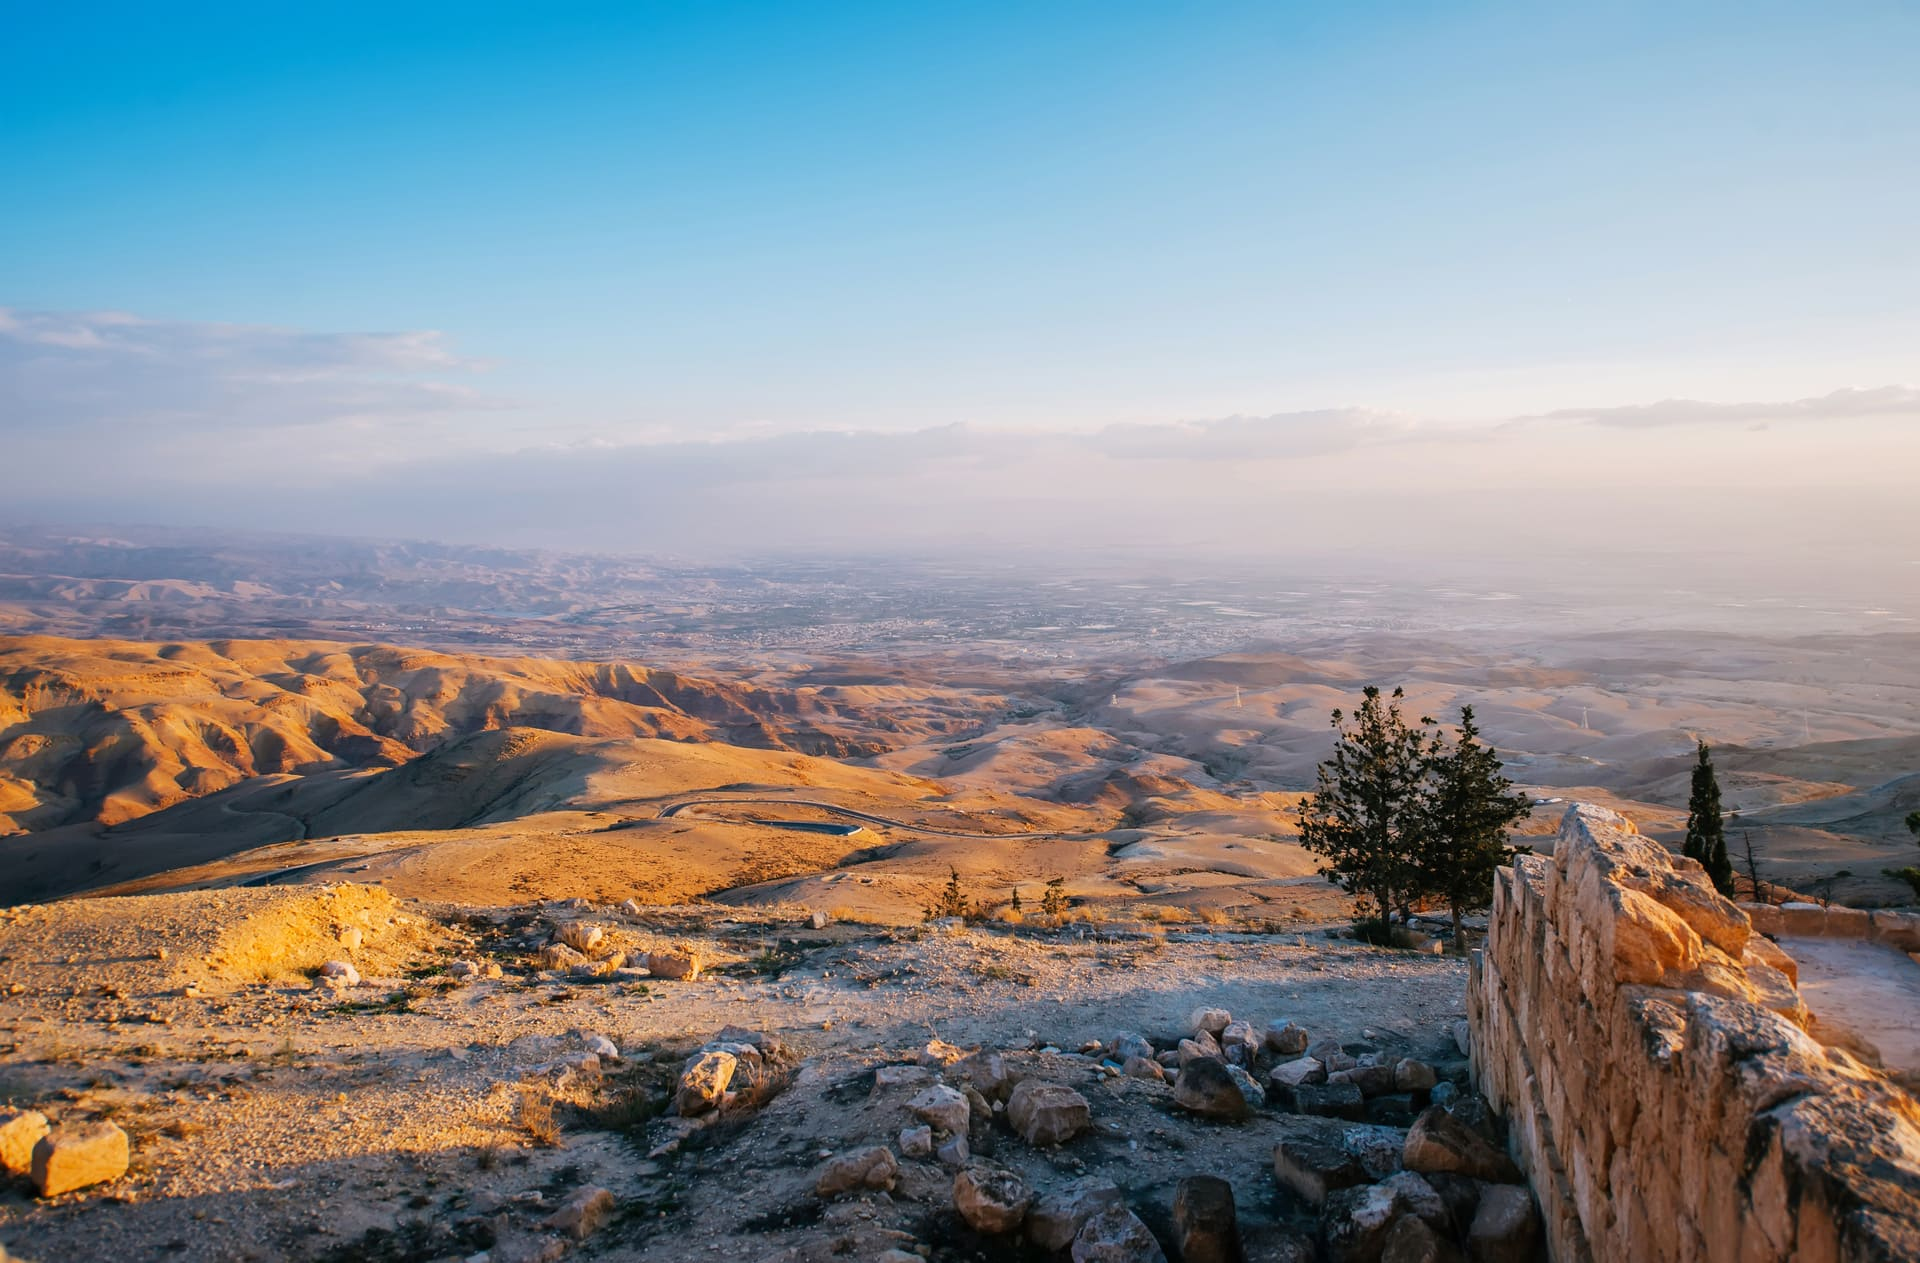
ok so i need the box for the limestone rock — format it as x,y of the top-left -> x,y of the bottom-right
953,1165 -> 1034,1234
1178,1035 -> 1223,1067
1380,1213 -> 1463,1263
1172,1175 -> 1240,1263
317,959 -> 360,987
675,1049 -> 737,1116
0,1110 -> 50,1176
960,1050 -> 1016,1101
1266,1020 -> 1310,1055
1330,1063 -> 1396,1097
1466,1184 -> 1540,1263
1111,1032 -> 1155,1062
919,1038 -> 968,1066
1271,1080 -> 1365,1120
646,944 -> 702,980
1270,1056 -> 1326,1088
937,1134 -> 971,1166
1271,1138 -> 1367,1205
544,1186 -> 614,1239
1173,1058 -> 1254,1120
1007,1080 -> 1092,1146
810,910 -> 829,929
1221,1020 -> 1263,1059
908,1084 -> 971,1135
1073,1203 -> 1169,1263
537,943 -> 584,971
555,922 -> 603,953
30,1122 -> 129,1197
1190,1006 -> 1232,1036
1403,1107 -> 1520,1183
1393,1059 -> 1436,1092
1028,1177 -> 1125,1251
815,1145 -> 898,1197
899,1124 -> 933,1158
1123,1055 -> 1166,1082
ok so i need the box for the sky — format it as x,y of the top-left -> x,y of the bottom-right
1,1 -> 1917,577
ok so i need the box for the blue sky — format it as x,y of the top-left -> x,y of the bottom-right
1,2 -> 1917,567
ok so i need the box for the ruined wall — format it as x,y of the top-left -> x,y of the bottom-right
1468,803 -> 1920,1263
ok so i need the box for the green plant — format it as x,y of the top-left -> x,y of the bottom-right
1040,877 -> 1067,918
1421,705 -> 1533,949
1298,686 -> 1439,926
1684,742 -> 1735,896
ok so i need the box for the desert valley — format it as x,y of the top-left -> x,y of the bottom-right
0,531 -> 1916,1262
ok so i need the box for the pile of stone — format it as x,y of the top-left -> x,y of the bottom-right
1272,1101 -> 1541,1262
672,1025 -> 791,1118
1104,1007 -> 1467,1130
534,916 -> 704,983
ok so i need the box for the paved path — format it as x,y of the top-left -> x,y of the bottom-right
1780,934 -> 1920,1077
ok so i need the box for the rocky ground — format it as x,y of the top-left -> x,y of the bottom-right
0,886 -> 1532,1262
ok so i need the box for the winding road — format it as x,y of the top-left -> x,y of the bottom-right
652,795 -> 1109,841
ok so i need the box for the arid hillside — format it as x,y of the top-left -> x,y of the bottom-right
0,636 -> 1003,833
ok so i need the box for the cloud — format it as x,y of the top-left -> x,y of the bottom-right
0,307 -> 501,433
1084,409 -> 1426,460
1521,384 -> 1920,430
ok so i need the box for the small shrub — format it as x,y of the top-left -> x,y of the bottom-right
1040,877 -> 1068,918
515,1084 -> 561,1147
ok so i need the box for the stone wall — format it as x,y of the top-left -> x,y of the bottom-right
1468,803 -> 1920,1263
1743,899 -> 1920,958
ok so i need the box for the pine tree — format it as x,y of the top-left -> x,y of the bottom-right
1421,706 -> 1532,949
1684,742 -> 1734,896
1040,877 -> 1067,918
1298,686 -> 1438,937
924,866 -> 972,920
1010,887 -> 1023,914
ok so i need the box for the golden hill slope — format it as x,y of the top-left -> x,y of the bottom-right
0,635 -> 997,833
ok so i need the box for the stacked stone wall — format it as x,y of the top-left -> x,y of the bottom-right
1468,803 -> 1920,1263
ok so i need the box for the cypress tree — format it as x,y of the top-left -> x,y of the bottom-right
1684,742 -> 1734,896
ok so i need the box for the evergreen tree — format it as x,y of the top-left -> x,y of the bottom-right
1299,686 -> 1438,935
1421,706 -> 1533,949
1010,887 -> 1023,914
1684,742 -> 1735,896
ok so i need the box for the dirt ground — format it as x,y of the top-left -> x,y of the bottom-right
0,886 -> 1469,1262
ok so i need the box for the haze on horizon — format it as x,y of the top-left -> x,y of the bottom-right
2,2 -> 1916,591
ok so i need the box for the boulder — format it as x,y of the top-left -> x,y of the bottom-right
1450,1021 -> 1471,1058
1466,1184 -> 1541,1263
646,944 -> 702,980
1429,1082 -> 1459,1109
1340,1125 -> 1409,1180
1321,1182 -> 1410,1263
30,1122 -> 129,1197
538,943 -> 585,971
1380,1213 -> 1463,1263
317,960 -> 360,987
937,1134 -> 971,1166
555,923 -> 603,953
1376,1172 -> 1449,1230
1172,1175 -> 1240,1263
815,1145 -> 899,1197
899,1124 -> 934,1158
1330,1063 -> 1396,1097
1007,1080 -> 1092,1146
1123,1056 -> 1166,1082
1028,1177 -> 1125,1251
1272,1138 -> 1367,1205
1073,1204 -> 1170,1263
1403,1107 -> 1520,1183
1271,1081 -> 1366,1120
1270,1056 -> 1325,1088
620,898 -> 644,915
920,1038 -> 968,1066
1174,1058 -> 1254,1121
1221,1021 -> 1263,1059
582,1034 -> 619,1060
544,1186 -> 614,1239
960,1050 -> 1017,1101
1190,1007 -> 1233,1036
675,1049 -> 737,1116
811,910 -> 830,930
1178,1036 -> 1223,1067
1111,1032 -> 1156,1062
908,1084 -> 971,1135
1266,1021 -> 1310,1056
953,1165 -> 1034,1234
1393,1059 -> 1437,1093
0,1110 -> 50,1175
